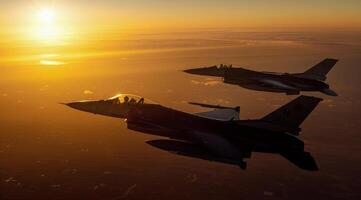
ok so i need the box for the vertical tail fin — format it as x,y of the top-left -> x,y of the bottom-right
301,58 -> 338,81
262,96 -> 322,135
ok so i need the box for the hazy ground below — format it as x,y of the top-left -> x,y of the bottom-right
1,29 -> 361,200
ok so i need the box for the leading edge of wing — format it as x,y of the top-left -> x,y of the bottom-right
190,102 -> 240,121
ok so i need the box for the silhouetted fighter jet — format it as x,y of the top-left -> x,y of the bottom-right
64,94 -> 322,170
184,59 -> 338,96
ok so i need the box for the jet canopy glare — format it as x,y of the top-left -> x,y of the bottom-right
108,94 -> 156,105
216,64 -> 232,69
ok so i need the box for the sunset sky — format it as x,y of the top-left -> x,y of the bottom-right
1,0 -> 361,35
0,0 -> 360,68
1,1 -> 361,200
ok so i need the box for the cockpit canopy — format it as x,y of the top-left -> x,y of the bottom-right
108,94 -> 156,105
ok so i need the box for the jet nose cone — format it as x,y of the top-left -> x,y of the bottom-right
183,68 -> 207,75
64,102 -> 78,109
183,68 -> 196,74
183,66 -> 223,77
62,101 -> 95,113
62,102 -> 81,110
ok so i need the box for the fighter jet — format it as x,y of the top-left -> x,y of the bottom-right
64,94 -> 322,170
184,58 -> 338,96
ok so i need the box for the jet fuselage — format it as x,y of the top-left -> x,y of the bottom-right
184,59 -> 338,96
224,68 -> 329,93
67,100 -> 304,152
65,94 -> 319,170
124,103 -> 304,153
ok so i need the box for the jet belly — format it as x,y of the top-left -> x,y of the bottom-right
125,104 -> 220,140
224,72 -> 296,93
225,79 -> 292,93
126,120 -> 187,140
259,79 -> 297,90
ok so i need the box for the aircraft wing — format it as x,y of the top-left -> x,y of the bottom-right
190,102 -> 240,121
193,131 -> 251,158
146,130 -> 252,167
146,139 -> 248,167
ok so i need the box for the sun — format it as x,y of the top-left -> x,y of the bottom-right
37,9 -> 56,24
31,8 -> 65,43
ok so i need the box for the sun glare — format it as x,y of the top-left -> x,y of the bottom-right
31,8 -> 66,44
37,9 -> 56,24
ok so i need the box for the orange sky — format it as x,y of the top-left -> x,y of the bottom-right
1,0 -> 361,34
0,0 -> 360,66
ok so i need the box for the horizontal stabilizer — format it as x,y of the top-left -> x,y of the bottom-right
281,151 -> 318,171
321,88 -> 338,96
